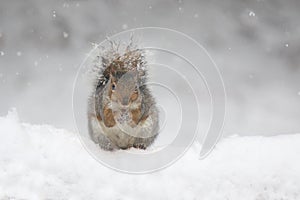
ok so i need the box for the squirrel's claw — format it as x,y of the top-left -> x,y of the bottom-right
133,143 -> 147,150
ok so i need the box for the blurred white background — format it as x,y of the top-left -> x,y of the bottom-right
0,0 -> 299,136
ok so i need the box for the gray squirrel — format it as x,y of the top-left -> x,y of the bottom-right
87,43 -> 159,150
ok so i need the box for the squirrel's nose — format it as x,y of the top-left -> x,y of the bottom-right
120,108 -> 126,113
121,97 -> 129,106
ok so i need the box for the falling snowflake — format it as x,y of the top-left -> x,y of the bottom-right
17,51 -> 22,56
194,13 -> 199,18
122,24 -> 128,30
0,51 -> 4,56
249,11 -> 256,17
52,11 -> 56,18
62,3 -> 69,8
34,61 -> 38,66
285,43 -> 289,47
63,32 -> 69,38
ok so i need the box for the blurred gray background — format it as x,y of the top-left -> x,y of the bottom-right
0,0 -> 299,136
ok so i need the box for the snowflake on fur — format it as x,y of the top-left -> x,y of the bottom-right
90,40 -> 148,88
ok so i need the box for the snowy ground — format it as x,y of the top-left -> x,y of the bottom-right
1,109 -> 300,200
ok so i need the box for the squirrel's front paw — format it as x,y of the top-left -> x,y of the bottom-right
133,143 -> 146,150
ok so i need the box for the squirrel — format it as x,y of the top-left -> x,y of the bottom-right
87,42 -> 159,151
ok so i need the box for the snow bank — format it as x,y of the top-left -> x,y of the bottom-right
0,110 -> 300,200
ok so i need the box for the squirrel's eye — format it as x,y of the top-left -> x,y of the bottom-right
134,86 -> 138,93
111,83 -> 116,91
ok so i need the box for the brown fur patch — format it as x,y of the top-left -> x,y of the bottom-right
103,106 -> 116,127
130,92 -> 138,102
96,113 -> 102,121
131,107 -> 141,125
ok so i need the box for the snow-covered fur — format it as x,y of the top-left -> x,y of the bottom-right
87,42 -> 159,150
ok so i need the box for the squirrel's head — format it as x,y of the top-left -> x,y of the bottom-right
108,69 -> 142,111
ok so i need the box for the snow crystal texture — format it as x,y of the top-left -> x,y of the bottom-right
0,110 -> 300,200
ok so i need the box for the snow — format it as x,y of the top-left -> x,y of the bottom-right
63,32 -> 69,38
0,110 -> 300,199
249,11 -> 256,17
33,61 -> 38,67
52,11 -> 56,18
122,24 -> 128,30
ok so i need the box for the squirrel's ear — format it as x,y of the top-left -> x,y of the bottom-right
133,68 -> 137,72
110,66 -> 116,77
132,68 -> 138,78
